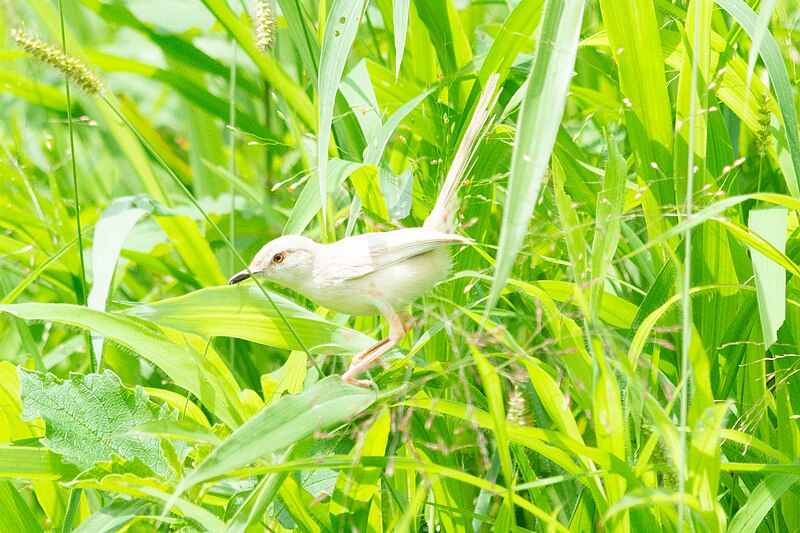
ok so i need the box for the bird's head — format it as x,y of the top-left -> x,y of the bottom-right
228,235 -> 318,287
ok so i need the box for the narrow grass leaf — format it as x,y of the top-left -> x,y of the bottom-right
125,285 -> 379,354
745,0 -> 777,98
330,407 -> 390,520
488,0 -> 584,314
0,303 -> 246,428
589,135 -> 627,320
177,376 -> 375,491
284,159 -> 369,235
0,446 -> 78,481
72,499 -> 151,533
88,198 -> 150,360
714,0 -> 800,195
476,0 -> 543,88
474,353 -> 515,527
318,0 -> 367,222
393,0 -> 409,78
728,467 -> 800,533
0,481 -> 42,533
748,207 -> 787,348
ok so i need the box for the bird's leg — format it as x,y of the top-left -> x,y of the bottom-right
342,310 -> 409,386
350,337 -> 390,365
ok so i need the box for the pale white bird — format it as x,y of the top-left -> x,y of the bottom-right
229,74 -> 500,385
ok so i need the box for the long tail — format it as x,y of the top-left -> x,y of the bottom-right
423,73 -> 500,233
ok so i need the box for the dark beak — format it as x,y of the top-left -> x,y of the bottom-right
227,270 -> 251,285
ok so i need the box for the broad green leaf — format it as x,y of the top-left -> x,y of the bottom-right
19,369 -> 184,479
124,285 -> 378,354
488,0 -> 584,314
175,376 -> 376,491
0,303 -> 246,428
748,207 -> 788,348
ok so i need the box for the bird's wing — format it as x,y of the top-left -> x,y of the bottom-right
321,228 -> 470,282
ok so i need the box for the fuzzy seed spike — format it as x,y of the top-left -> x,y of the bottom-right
12,29 -> 104,96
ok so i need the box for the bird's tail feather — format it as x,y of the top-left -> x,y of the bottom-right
423,73 -> 500,233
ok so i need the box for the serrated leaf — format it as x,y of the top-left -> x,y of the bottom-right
19,369 -> 183,480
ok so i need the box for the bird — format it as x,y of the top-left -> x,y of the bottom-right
228,74 -> 500,386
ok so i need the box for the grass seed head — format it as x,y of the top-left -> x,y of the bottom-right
12,29 -> 104,96
252,0 -> 276,54
756,92 -> 772,157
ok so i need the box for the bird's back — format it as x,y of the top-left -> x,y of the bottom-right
298,228 -> 462,316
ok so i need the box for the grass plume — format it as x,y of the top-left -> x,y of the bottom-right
12,29 -> 104,96
252,0 -> 275,54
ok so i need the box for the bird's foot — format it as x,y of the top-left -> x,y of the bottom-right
343,375 -> 374,387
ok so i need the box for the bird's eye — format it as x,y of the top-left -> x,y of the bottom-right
272,252 -> 285,264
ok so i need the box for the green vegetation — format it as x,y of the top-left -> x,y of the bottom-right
1,0 -> 799,530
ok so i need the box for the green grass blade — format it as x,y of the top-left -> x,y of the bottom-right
748,207 -> 787,348
589,134 -> 627,320
0,480 -> 43,532
392,0 -> 409,78
317,0 -> 367,224
124,285 -> 380,354
0,303 -> 246,428
176,376 -> 375,491
728,468 -> 800,533
488,0 -> 584,314
745,0 -> 777,101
